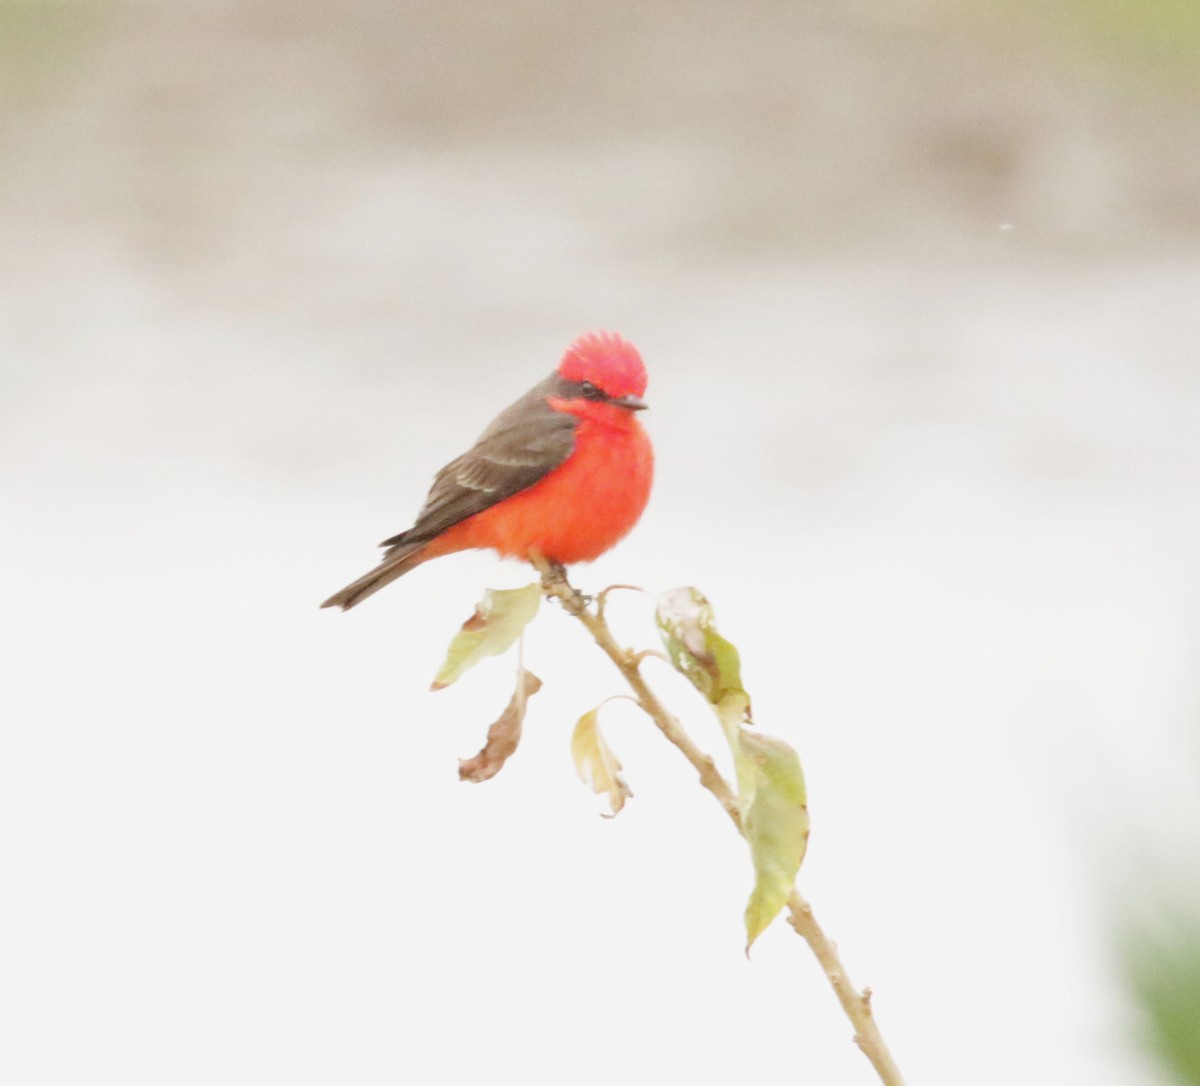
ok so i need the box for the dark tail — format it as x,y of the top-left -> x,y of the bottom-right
320,540 -> 429,611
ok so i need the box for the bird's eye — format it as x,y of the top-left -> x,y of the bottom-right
580,381 -> 606,401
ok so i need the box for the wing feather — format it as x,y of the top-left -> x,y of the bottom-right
380,375 -> 576,553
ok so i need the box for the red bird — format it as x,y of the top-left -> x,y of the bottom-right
321,331 -> 653,610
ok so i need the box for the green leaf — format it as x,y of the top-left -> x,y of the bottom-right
571,707 -> 633,817
458,669 -> 542,783
739,731 -> 810,952
431,584 -> 541,690
655,587 -> 745,705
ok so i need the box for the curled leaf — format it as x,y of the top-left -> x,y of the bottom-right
432,584 -> 541,690
739,731 -> 810,952
571,708 -> 633,817
655,587 -> 745,706
458,669 -> 543,783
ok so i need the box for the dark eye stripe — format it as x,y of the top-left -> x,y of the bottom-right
555,377 -> 611,403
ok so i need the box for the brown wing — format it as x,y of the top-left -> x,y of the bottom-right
380,373 -> 577,554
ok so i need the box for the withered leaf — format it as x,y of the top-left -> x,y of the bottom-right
458,669 -> 543,783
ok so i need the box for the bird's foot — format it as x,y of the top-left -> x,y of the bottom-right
536,557 -> 591,615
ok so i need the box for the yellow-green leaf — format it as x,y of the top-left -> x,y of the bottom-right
571,708 -> 633,817
458,669 -> 542,783
655,587 -> 745,705
740,731 -> 810,952
431,584 -> 541,690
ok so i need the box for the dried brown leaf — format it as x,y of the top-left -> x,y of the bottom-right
458,669 -> 543,783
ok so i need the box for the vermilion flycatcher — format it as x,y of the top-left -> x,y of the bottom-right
321,331 -> 653,610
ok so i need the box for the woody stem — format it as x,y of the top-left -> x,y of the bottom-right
531,556 -> 906,1086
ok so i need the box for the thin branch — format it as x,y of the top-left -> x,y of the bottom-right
786,894 -> 906,1084
532,555 -> 906,1086
595,583 -> 647,619
536,556 -> 739,823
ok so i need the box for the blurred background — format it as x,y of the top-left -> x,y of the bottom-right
3,1 -> 1199,1082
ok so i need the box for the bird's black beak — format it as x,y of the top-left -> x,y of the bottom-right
613,394 -> 648,412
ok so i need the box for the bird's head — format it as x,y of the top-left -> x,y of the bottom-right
551,331 -> 648,417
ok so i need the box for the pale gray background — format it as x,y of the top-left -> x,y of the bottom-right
3,2 -> 1199,1083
